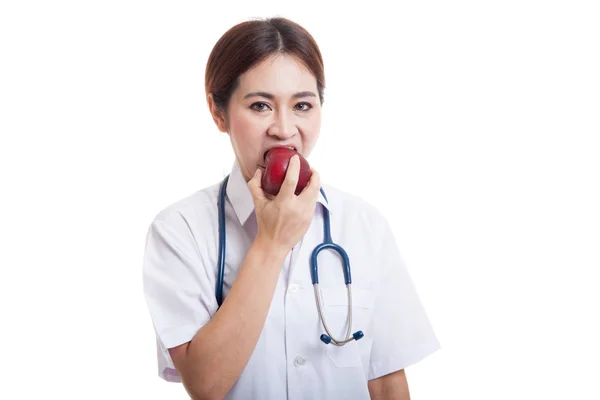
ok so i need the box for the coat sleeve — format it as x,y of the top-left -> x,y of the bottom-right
142,212 -> 217,382
368,215 -> 441,380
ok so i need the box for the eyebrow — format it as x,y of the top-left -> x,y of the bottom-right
243,91 -> 317,100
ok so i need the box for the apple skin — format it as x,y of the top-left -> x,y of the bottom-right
261,147 -> 312,196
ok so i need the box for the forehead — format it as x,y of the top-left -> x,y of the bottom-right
237,54 -> 318,95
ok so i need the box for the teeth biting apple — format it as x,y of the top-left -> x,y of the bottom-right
262,146 -> 296,163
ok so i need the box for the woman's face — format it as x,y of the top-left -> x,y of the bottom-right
210,54 -> 322,182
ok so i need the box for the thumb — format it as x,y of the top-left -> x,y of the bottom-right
247,168 -> 266,202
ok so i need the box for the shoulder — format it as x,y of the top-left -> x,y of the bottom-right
321,182 -> 389,231
147,180 -> 221,235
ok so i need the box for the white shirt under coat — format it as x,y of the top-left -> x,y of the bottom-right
142,160 -> 440,399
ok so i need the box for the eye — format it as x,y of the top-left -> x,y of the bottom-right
295,102 -> 313,112
250,102 -> 272,112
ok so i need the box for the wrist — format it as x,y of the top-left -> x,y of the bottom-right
253,235 -> 290,262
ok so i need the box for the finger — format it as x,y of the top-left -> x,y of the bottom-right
299,168 -> 321,201
247,168 -> 267,202
278,155 -> 300,199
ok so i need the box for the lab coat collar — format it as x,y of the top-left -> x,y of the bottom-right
226,159 -> 331,226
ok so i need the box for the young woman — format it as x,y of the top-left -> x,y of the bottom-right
143,16 -> 440,400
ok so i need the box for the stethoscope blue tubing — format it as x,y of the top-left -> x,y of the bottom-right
216,174 -> 364,346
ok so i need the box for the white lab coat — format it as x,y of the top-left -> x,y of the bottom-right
142,160 -> 440,399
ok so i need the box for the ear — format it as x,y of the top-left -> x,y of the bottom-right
207,93 -> 228,133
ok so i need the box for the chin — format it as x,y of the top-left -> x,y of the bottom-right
243,163 -> 257,182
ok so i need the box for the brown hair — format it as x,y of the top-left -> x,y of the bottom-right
205,17 -> 325,114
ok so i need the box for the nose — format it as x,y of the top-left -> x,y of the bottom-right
267,109 -> 298,140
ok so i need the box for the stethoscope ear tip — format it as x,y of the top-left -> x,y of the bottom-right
320,334 -> 332,344
320,331 -> 364,345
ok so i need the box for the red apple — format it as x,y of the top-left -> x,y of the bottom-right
261,147 -> 312,196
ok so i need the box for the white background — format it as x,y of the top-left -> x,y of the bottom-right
1,0 -> 599,399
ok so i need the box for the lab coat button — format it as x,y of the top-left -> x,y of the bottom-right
289,284 -> 300,293
293,355 -> 307,366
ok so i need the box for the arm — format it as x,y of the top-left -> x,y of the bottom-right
368,369 -> 410,400
169,236 -> 287,400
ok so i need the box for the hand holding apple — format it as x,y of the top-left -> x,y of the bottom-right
247,151 -> 321,252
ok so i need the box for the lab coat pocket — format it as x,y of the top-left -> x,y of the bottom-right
321,287 -> 375,368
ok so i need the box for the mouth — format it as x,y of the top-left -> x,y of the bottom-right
262,145 -> 297,162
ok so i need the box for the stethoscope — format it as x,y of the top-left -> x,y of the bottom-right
216,175 -> 364,346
